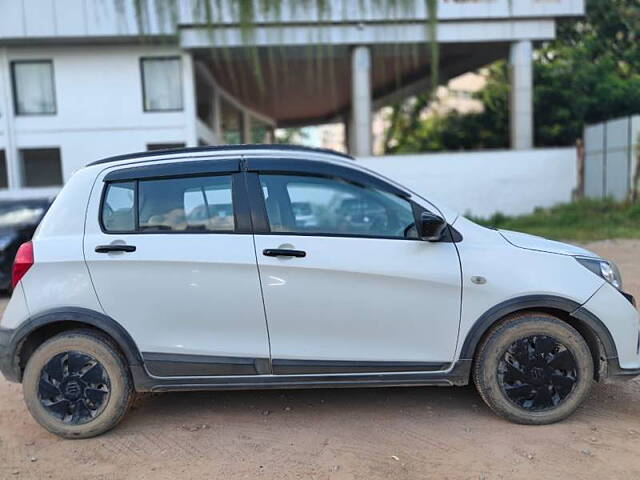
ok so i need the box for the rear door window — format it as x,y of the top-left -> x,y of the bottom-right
101,175 -> 235,233
102,181 -> 135,232
139,176 -> 234,232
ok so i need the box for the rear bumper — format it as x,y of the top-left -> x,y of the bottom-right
0,327 -> 19,383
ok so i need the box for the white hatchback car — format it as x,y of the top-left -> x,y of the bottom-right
0,145 -> 638,438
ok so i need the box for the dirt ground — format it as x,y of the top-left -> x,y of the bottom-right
0,239 -> 639,480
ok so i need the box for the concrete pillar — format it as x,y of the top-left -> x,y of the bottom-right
351,46 -> 372,157
509,40 -> 533,150
0,48 -> 20,188
181,52 -> 199,147
242,110 -> 252,144
344,114 -> 352,154
212,88 -> 222,144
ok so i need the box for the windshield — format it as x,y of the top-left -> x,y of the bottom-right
0,203 -> 46,228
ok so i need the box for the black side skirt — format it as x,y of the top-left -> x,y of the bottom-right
142,352 -> 451,377
132,357 -> 471,392
142,352 -> 270,376
271,359 -> 449,375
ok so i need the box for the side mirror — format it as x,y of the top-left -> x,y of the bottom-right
418,211 -> 447,242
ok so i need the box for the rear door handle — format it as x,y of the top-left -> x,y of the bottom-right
263,248 -> 306,258
95,244 -> 136,253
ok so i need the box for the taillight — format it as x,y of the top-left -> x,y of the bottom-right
12,241 -> 34,289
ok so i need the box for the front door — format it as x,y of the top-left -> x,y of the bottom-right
249,167 -> 462,374
83,161 -> 271,376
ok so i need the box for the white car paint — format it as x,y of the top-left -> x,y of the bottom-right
82,164 -> 271,360
450,217 -> 607,359
582,282 -> 640,369
19,167 -> 103,319
498,229 -> 597,257
253,234 -> 461,363
0,283 -> 29,330
1,146 -> 638,383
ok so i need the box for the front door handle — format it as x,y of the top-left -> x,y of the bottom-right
95,244 -> 136,253
263,248 -> 306,258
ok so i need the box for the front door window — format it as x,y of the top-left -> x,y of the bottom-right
259,174 -> 417,239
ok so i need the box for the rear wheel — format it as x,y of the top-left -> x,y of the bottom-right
473,312 -> 593,425
22,329 -> 134,438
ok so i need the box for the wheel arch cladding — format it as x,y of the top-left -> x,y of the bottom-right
10,307 -> 143,381
459,295 -> 618,381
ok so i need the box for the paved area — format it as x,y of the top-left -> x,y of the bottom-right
0,239 -> 638,479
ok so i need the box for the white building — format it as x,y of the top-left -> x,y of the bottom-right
0,0 -> 584,200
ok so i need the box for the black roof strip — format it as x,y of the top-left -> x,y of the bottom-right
104,158 -> 240,182
87,144 -> 354,167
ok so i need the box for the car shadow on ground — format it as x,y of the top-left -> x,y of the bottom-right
109,378 -> 637,438
117,384 -> 497,431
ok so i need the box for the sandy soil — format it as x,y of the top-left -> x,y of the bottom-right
0,239 -> 639,480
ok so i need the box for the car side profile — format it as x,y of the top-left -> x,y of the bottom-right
0,145 -> 638,438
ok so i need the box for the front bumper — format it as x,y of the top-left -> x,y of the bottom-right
608,291 -> 640,379
0,327 -> 19,382
608,361 -> 640,378
622,291 -> 636,307
579,282 -> 640,376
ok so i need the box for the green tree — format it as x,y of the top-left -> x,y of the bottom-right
386,0 -> 640,153
385,62 -> 508,153
275,127 -> 310,144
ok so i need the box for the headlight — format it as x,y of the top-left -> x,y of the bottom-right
575,257 -> 623,289
0,233 -> 16,251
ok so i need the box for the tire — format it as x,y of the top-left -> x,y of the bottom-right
22,329 -> 134,439
473,312 -> 593,425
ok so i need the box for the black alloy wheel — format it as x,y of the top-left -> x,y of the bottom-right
38,351 -> 111,425
497,335 -> 578,412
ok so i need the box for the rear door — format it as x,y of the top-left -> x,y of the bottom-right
83,158 -> 271,376
247,158 -> 462,374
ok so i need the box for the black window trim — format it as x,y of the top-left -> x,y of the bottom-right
99,171 -> 250,235
11,59 -> 57,116
246,169 -> 427,242
139,56 -> 184,113
104,158 -> 240,182
245,157 -> 410,199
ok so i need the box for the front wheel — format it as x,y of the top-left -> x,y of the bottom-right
22,329 -> 134,438
473,312 -> 593,425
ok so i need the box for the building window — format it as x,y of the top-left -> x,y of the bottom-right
0,151 -> 7,189
11,60 -> 56,115
147,143 -> 186,151
20,148 -> 63,187
140,57 -> 183,112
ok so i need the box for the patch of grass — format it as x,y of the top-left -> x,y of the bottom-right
469,198 -> 640,242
